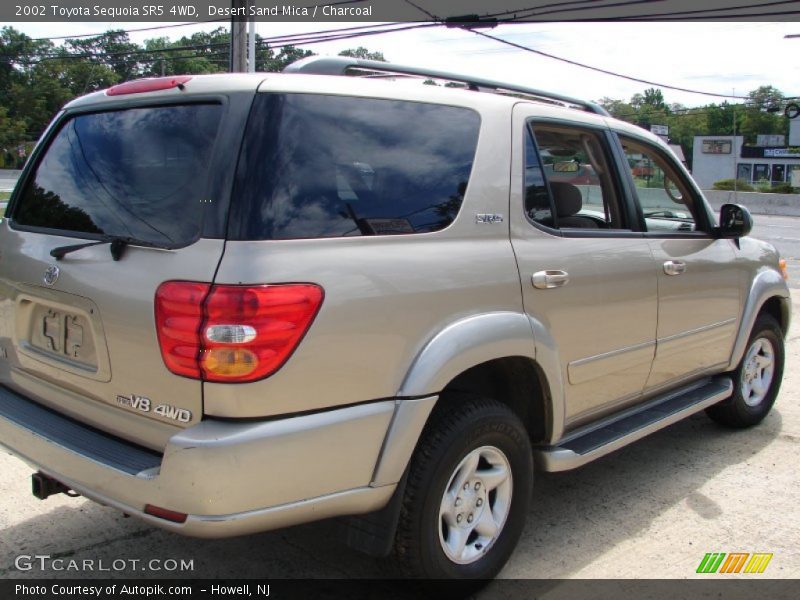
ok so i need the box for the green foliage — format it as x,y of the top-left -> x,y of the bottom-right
755,181 -> 797,194
0,25 -> 384,167
338,47 -> 386,61
712,179 -> 755,192
598,84 -> 792,170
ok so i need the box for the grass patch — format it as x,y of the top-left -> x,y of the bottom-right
0,192 -> 10,201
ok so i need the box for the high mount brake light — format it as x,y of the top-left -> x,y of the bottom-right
155,282 -> 324,383
106,76 -> 192,96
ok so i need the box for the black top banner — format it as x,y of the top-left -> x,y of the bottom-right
4,0 -> 800,22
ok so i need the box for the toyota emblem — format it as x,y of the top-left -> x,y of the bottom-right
43,265 -> 60,286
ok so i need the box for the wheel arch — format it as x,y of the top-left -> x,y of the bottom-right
727,267 -> 791,371
397,312 -> 559,446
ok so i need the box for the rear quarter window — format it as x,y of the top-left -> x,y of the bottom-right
12,103 -> 222,247
230,93 -> 481,240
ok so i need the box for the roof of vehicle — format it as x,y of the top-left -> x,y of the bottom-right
64,71 -> 612,127
62,61 -> 654,142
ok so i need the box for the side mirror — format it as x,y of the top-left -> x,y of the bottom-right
718,203 -> 753,239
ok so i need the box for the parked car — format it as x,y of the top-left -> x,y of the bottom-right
0,57 -> 790,581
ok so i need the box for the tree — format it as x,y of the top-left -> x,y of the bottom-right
265,45 -> 314,71
643,88 -> 666,110
0,106 -> 27,167
339,47 -> 386,61
597,97 -> 636,123
64,31 -> 140,82
740,85 -> 786,142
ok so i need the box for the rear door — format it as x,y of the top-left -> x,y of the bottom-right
0,98 -> 243,450
510,107 -> 658,429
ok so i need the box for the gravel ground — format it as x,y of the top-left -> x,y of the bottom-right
1,292 -> 798,584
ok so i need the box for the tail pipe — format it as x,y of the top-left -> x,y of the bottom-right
31,471 -> 75,500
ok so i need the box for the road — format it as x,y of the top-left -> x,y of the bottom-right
752,214 -> 800,288
0,171 -> 21,193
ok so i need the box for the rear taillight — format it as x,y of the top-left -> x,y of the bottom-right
155,282 -> 324,383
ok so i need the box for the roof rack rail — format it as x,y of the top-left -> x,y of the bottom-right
283,56 -> 609,117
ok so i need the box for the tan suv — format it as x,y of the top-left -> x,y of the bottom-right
0,57 -> 790,580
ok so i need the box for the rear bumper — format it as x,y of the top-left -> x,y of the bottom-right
0,385 -> 436,537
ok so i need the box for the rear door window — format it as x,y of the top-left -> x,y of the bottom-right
524,122 -> 629,231
12,104 -> 222,247
230,94 -> 481,240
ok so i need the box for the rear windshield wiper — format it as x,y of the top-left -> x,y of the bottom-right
50,236 -> 168,261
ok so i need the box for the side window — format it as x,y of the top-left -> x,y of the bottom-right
618,136 -> 700,233
231,94 -> 481,240
524,122 -> 627,231
523,127 -> 553,225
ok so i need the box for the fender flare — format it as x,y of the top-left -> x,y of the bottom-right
727,267 -> 791,371
397,311 -> 538,398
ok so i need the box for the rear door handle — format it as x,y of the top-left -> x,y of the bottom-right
663,260 -> 686,276
532,270 -> 569,289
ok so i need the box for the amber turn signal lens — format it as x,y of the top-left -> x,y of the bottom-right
779,259 -> 789,280
203,347 -> 258,377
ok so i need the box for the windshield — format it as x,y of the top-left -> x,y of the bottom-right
12,103 -> 222,247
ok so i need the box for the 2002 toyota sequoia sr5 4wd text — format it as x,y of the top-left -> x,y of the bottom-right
0,57 -> 790,580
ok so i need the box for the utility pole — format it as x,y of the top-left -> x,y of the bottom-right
248,19 -> 256,73
733,88 -> 738,200
230,0 -> 248,73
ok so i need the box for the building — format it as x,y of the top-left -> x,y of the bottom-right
691,118 -> 800,189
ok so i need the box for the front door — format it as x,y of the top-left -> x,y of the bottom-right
615,134 -> 741,392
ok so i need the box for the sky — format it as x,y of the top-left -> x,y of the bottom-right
11,20 -> 800,107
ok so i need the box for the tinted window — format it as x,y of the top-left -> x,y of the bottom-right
525,122 -> 627,230
231,94 -> 481,240
523,127 -> 553,224
14,104 -> 222,246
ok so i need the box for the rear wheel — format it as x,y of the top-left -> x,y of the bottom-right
394,396 -> 532,579
707,314 -> 784,428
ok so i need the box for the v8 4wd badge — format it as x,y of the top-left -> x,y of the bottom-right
115,394 -> 192,423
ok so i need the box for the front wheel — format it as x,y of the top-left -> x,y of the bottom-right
394,396 -> 532,579
707,314 -> 784,428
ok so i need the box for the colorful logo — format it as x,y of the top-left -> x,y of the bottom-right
696,552 -> 773,574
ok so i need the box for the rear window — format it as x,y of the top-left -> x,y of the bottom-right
230,93 -> 481,240
13,104 -> 222,246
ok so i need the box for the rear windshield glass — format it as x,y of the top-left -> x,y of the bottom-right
231,93 -> 481,240
13,104 -> 222,246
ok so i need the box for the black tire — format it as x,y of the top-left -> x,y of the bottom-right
707,314 -> 784,428
393,395 -> 533,580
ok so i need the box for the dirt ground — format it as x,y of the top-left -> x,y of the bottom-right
1,291 -> 798,583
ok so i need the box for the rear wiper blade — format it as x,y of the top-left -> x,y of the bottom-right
50,236 -> 167,261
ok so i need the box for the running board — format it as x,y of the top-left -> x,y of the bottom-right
535,377 -> 733,472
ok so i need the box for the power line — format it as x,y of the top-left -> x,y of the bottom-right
402,0 -> 440,20
255,22 -> 439,47
25,20 -> 228,42
2,22 -> 441,66
2,42 -> 230,62
614,0 -> 800,20
469,29 -> 751,99
489,0 -> 670,20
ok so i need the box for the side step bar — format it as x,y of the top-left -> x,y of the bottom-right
535,377 -> 733,472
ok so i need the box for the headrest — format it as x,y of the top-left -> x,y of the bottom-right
549,181 -> 583,217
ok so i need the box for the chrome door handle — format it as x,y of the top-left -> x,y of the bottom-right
532,270 -> 569,289
663,260 -> 686,275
